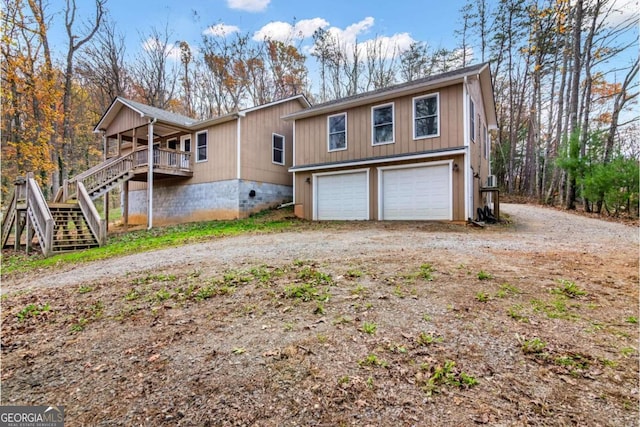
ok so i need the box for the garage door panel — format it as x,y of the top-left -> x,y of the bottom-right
316,172 -> 368,220
381,164 -> 451,220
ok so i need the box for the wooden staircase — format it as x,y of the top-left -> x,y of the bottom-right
49,203 -> 100,252
1,155 -> 135,256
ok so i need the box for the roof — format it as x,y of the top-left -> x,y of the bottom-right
94,94 -> 312,134
283,62 -> 497,127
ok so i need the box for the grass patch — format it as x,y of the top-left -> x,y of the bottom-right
1,208 -> 301,276
552,280 -> 587,298
477,270 -> 493,280
16,303 -> 50,321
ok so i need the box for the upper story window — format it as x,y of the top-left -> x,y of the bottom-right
413,93 -> 439,139
372,103 -> 394,145
273,133 -> 285,165
196,131 -> 207,162
470,100 -> 476,143
328,113 -> 347,151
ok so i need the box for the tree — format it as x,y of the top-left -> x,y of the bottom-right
131,25 -> 179,109
53,0 -> 105,192
1,0 -> 60,198
76,17 -> 130,114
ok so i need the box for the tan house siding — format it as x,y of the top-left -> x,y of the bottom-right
190,120 -> 238,184
241,99 -> 303,185
294,84 -> 464,168
466,75 -> 491,214
105,108 -> 148,136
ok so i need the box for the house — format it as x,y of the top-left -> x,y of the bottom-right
92,94 -> 310,227
284,63 -> 497,222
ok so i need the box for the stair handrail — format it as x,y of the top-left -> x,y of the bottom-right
1,187 -> 17,248
64,154 -> 134,201
77,181 -> 106,246
25,174 -> 54,257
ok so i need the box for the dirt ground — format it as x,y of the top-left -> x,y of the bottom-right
1,203 -> 638,426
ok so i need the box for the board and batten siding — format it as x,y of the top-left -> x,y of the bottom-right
104,107 -> 148,136
293,154 -> 466,221
294,84 -> 464,167
241,99 -> 303,186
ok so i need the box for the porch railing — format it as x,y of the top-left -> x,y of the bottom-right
135,147 -> 191,171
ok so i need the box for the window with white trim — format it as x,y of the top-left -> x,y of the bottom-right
372,103 -> 394,145
470,100 -> 475,143
272,133 -> 284,165
328,113 -> 347,151
413,93 -> 439,139
196,131 -> 207,162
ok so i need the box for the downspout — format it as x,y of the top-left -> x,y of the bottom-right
236,112 -> 245,180
292,120 -> 296,204
463,75 -> 470,220
147,117 -> 157,230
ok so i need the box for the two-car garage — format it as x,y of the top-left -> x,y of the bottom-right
313,161 -> 453,221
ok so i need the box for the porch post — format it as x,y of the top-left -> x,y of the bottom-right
117,133 -> 122,157
147,119 -> 155,229
102,130 -> 109,232
123,180 -> 129,230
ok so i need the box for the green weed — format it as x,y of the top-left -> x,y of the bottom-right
625,316 -> 638,324
346,269 -> 363,278
361,321 -> 377,335
552,280 -> 587,298
417,331 -> 443,346
507,304 -> 528,322
521,337 -> 546,354
77,286 -> 93,294
421,360 -> 477,395
16,303 -> 50,321
358,354 -> 387,368
475,291 -> 490,302
496,283 -> 521,298
477,270 -> 493,280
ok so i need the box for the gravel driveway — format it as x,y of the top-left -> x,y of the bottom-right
3,203 -> 637,294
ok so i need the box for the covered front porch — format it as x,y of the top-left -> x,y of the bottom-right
93,97 -> 198,229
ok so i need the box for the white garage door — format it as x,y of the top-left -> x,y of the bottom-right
315,171 -> 368,220
381,163 -> 451,220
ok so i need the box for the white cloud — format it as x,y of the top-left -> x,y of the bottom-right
360,32 -> 415,60
308,17 -> 415,60
605,0 -> 639,27
142,37 -> 182,61
227,0 -> 270,12
203,23 -> 240,37
253,18 -> 329,42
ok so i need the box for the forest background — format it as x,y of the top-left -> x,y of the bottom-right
2,0 -> 638,217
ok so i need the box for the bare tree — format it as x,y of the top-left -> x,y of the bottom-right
131,25 -> 179,109
77,17 -> 129,113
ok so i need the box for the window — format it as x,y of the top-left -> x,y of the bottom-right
413,94 -> 439,139
372,103 -> 394,145
469,100 -> 475,143
328,113 -> 347,151
196,131 -> 207,162
272,133 -> 284,165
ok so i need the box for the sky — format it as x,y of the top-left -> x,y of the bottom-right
45,0 -> 638,83
47,0 -> 477,60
